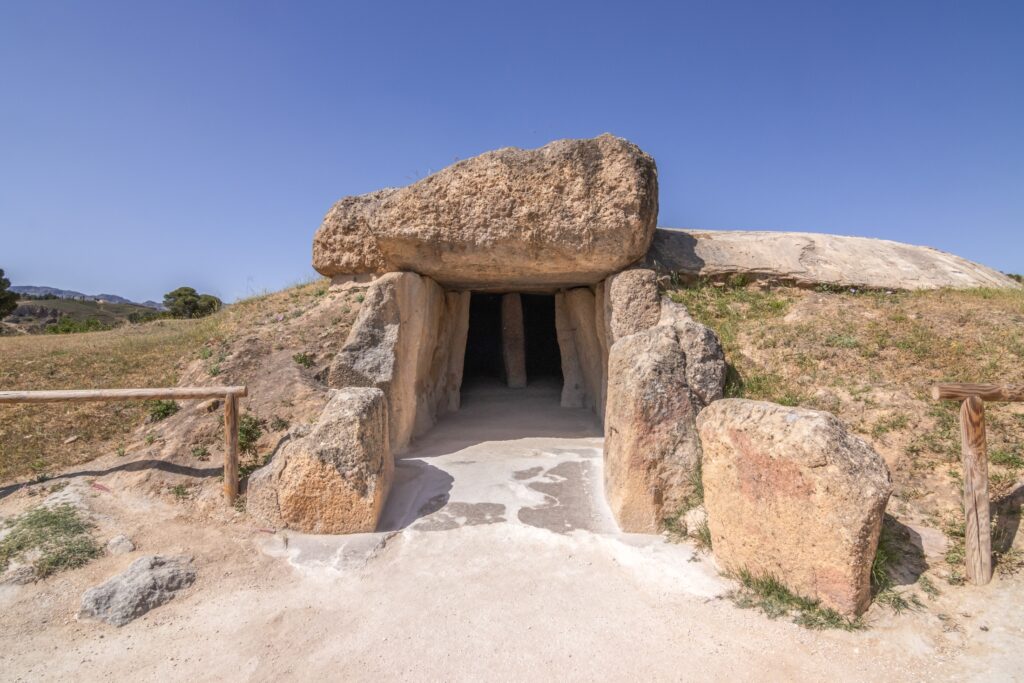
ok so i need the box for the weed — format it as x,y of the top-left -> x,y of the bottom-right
694,519 -> 713,551
208,363 -> 221,377
731,569 -> 861,630
147,399 -> 180,422
0,504 -> 101,578
116,445 -> 126,457
233,495 -> 247,513
270,416 -> 290,432
170,484 -> 189,501
191,445 -> 210,461
145,433 -> 157,446
872,413 -> 910,439
198,346 -> 213,360
292,352 -> 314,368
238,414 -> 265,457
917,575 -> 940,600
355,294 -> 365,303
825,333 -> 860,349
991,449 -> 1024,470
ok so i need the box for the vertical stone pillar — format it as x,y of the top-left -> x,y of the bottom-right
501,293 -> 527,389
555,293 -> 585,408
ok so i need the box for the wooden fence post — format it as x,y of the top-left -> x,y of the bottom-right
959,396 -> 993,585
224,393 -> 240,505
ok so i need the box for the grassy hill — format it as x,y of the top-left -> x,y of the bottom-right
0,279 -> 361,482
2,298 -> 160,335
668,283 -> 1024,579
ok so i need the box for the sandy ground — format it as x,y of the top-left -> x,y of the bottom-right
1,380 -> 1022,681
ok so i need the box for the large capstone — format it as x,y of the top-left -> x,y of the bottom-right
313,134 -> 658,291
697,399 -> 893,617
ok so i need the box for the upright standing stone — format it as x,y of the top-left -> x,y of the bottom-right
604,325 -> 702,532
564,287 -> 603,415
247,388 -> 392,534
501,293 -> 527,389
697,399 -> 893,617
554,293 -> 585,408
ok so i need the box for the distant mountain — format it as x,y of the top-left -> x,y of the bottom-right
10,286 -> 165,310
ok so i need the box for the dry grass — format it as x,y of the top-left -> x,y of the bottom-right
0,277 -> 348,483
668,282 -> 1024,530
0,317 -> 221,480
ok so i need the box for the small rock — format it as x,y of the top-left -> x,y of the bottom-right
197,399 -> 221,413
78,555 -> 196,626
106,535 -> 135,556
63,435 -> 79,445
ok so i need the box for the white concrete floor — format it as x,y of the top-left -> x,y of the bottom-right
379,377 -> 615,535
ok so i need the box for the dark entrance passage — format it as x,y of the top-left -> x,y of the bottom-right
463,293 -> 504,381
521,294 -> 561,381
462,292 -> 562,388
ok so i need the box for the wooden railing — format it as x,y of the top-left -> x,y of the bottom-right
932,383 -> 1024,585
0,386 -> 248,504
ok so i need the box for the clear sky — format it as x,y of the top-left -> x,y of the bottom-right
2,1 -> 1021,302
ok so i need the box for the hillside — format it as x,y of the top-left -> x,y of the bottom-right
667,282 -> 1024,582
1,297 -> 162,335
0,279 -> 362,482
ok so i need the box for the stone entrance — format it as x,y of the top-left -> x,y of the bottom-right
463,293 -> 562,390
248,134 -> 723,543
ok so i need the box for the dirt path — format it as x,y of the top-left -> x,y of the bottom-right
1,382 -> 1021,681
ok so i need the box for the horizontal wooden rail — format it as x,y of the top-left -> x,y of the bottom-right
0,386 -> 247,404
0,386 -> 247,504
932,382 -> 1024,586
932,383 -> 1024,403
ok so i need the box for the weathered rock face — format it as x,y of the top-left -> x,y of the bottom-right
328,272 -> 469,452
313,135 -> 659,291
603,325 -> 704,533
78,555 -> 196,626
647,229 -> 1021,291
247,388 -> 391,534
658,298 -> 726,408
697,400 -> 893,616
603,269 -> 662,345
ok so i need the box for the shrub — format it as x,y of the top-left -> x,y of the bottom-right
0,268 -> 16,319
164,287 -> 222,319
292,352 -> 314,368
238,414 -> 265,456
147,400 -> 180,422
45,317 -> 111,334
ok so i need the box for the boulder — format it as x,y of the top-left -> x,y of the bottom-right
313,135 -> 659,291
78,555 -> 196,626
603,269 -> 661,345
658,298 -> 726,408
328,272 -> 468,452
247,388 -> 392,534
697,400 -> 893,616
603,325 -> 703,532
647,229 -> 1021,291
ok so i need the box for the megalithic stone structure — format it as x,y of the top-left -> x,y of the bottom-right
501,293 -> 527,389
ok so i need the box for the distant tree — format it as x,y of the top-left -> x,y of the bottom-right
163,287 -> 223,319
0,269 -> 17,319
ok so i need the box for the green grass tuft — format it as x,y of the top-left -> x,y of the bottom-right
0,504 -> 101,578
732,568 -> 862,630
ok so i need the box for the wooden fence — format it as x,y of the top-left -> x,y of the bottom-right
0,386 -> 248,504
932,383 -> 1024,585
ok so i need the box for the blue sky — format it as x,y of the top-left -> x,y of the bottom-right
1,1 -> 1021,302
